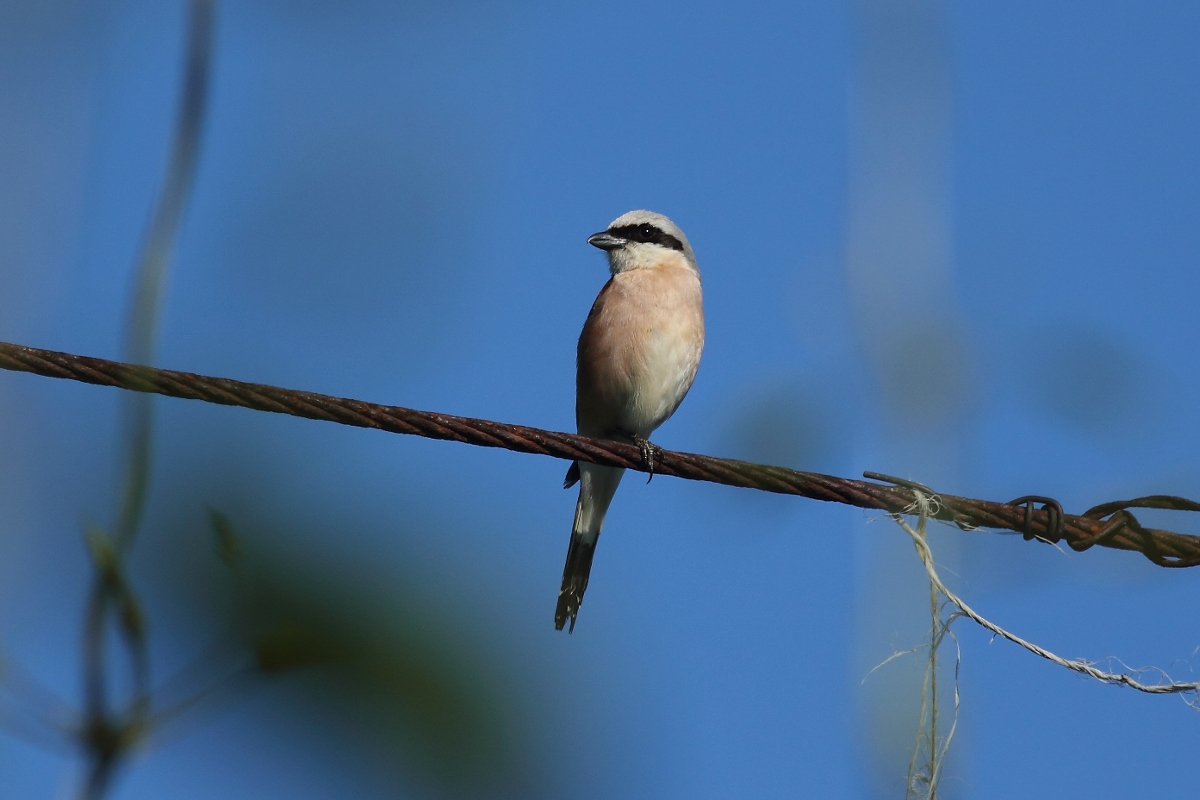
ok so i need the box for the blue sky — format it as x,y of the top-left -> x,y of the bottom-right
1,1 -> 1199,798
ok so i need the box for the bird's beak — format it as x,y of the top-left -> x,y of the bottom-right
587,231 -> 627,251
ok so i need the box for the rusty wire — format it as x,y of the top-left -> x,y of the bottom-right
3,339 -> 1200,567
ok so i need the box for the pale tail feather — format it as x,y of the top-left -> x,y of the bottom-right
555,464 -> 624,632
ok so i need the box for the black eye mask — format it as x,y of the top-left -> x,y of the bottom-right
607,223 -> 685,252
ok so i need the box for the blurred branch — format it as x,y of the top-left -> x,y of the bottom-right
4,339 -> 1200,568
79,2 -> 216,798
116,0 -> 214,551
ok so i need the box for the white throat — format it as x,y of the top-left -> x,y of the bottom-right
607,243 -> 692,276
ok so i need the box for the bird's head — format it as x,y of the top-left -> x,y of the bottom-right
587,210 -> 697,275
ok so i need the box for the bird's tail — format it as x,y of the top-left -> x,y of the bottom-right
555,533 -> 596,633
555,463 -> 624,632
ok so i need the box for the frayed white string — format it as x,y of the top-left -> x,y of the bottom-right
873,489 -> 1200,799
894,490 -> 1200,701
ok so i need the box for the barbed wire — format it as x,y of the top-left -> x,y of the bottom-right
3,339 -> 1200,567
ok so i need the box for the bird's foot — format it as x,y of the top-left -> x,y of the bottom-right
632,435 -> 664,483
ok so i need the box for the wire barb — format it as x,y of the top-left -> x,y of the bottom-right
1007,495 -> 1066,543
4,339 -> 1200,568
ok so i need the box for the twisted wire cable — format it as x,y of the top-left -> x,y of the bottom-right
3,340 -> 1199,567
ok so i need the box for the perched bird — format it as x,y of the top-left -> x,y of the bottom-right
556,210 -> 705,632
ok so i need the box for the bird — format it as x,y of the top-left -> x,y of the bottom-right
555,210 -> 705,632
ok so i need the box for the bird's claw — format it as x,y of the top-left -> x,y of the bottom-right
632,435 -> 663,483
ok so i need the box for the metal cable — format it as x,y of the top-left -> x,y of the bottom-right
3,340 -> 1200,567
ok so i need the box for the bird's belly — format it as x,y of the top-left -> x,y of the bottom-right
607,328 -> 700,437
576,263 -> 704,441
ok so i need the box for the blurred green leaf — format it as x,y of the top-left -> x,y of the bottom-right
138,478 -> 551,797
83,524 -> 146,646
255,623 -> 343,673
117,590 -> 146,645
1025,325 -> 1158,436
207,508 -> 242,569
81,523 -> 118,579
727,382 -> 838,469
233,543 -> 538,795
874,320 -> 973,427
